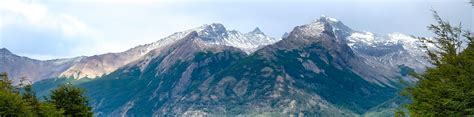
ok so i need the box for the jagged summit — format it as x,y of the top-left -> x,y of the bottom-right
0,48 -> 12,55
318,15 -> 340,23
199,23 -> 227,34
177,23 -> 280,54
249,27 -> 265,35
307,15 -> 354,38
283,15 -> 350,40
282,32 -> 289,38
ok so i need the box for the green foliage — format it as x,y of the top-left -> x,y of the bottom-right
0,73 -> 33,116
394,109 -> 406,117
22,83 -> 41,114
0,89 -> 32,115
22,81 -> 64,116
49,84 -> 93,116
37,102 -> 65,116
417,11 -> 465,66
0,73 -> 91,116
0,73 -> 15,93
33,77 -> 92,99
402,11 -> 474,116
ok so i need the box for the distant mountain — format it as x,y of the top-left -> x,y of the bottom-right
0,48 -> 82,83
27,16 -> 428,116
0,15 -> 431,116
1,24 -> 278,83
347,31 -> 430,74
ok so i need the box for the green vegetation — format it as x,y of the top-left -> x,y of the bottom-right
33,77 -> 92,99
0,74 -> 32,116
401,11 -> 474,116
0,73 -> 92,116
49,84 -> 93,116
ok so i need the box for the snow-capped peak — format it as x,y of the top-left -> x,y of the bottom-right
347,31 -> 376,45
199,23 -> 227,34
249,27 -> 265,35
347,31 -> 418,48
183,23 -> 280,54
386,32 -> 417,44
319,15 -> 339,22
290,15 -> 352,39
140,23 -> 280,55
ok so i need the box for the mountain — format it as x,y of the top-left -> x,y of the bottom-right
200,16 -> 401,114
27,16 -> 428,116
0,48 -> 83,83
0,24 -> 278,83
191,24 -> 280,54
347,31 -> 430,74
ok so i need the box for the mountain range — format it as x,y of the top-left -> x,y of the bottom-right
0,16 -> 428,116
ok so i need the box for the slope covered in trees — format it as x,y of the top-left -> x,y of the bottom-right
0,73 -> 93,116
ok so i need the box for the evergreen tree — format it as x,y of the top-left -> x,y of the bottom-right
20,78 -> 40,113
20,77 -> 64,116
49,83 -> 93,116
0,73 -> 32,116
0,73 -> 64,116
37,102 -> 65,116
403,11 -> 474,116
0,73 -> 15,93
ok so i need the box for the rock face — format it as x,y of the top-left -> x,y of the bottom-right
0,48 -> 82,83
31,16 -> 428,116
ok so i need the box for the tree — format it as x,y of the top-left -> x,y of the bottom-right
20,78 -> 40,113
0,73 -> 64,116
37,102 -> 65,116
402,11 -> 474,116
0,73 -> 15,93
20,77 -> 64,116
0,73 -> 32,116
48,83 -> 93,116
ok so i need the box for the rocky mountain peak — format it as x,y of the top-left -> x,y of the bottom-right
194,23 -> 228,42
249,27 -> 265,35
311,15 -> 353,37
282,32 -> 290,38
200,23 -> 227,34
182,23 -> 279,54
318,15 -> 340,23
284,16 -> 345,40
0,48 -> 13,55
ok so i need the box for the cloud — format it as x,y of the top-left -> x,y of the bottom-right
60,0 -> 162,5
0,0 -> 93,37
0,0 -> 98,60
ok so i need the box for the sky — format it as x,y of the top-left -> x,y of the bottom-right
0,0 -> 472,60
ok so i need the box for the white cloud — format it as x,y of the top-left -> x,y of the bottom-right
0,0 -> 103,60
0,0 -> 94,37
88,0 -> 160,4
63,0 -> 162,5
0,0 -> 48,24
58,14 -> 89,37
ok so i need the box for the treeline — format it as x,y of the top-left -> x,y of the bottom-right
0,73 -> 92,116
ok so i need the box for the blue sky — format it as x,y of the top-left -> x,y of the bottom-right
0,0 -> 472,60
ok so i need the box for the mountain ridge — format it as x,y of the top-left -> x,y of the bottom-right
1,23 -> 279,82
26,16 -> 426,116
1,15 -> 430,116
